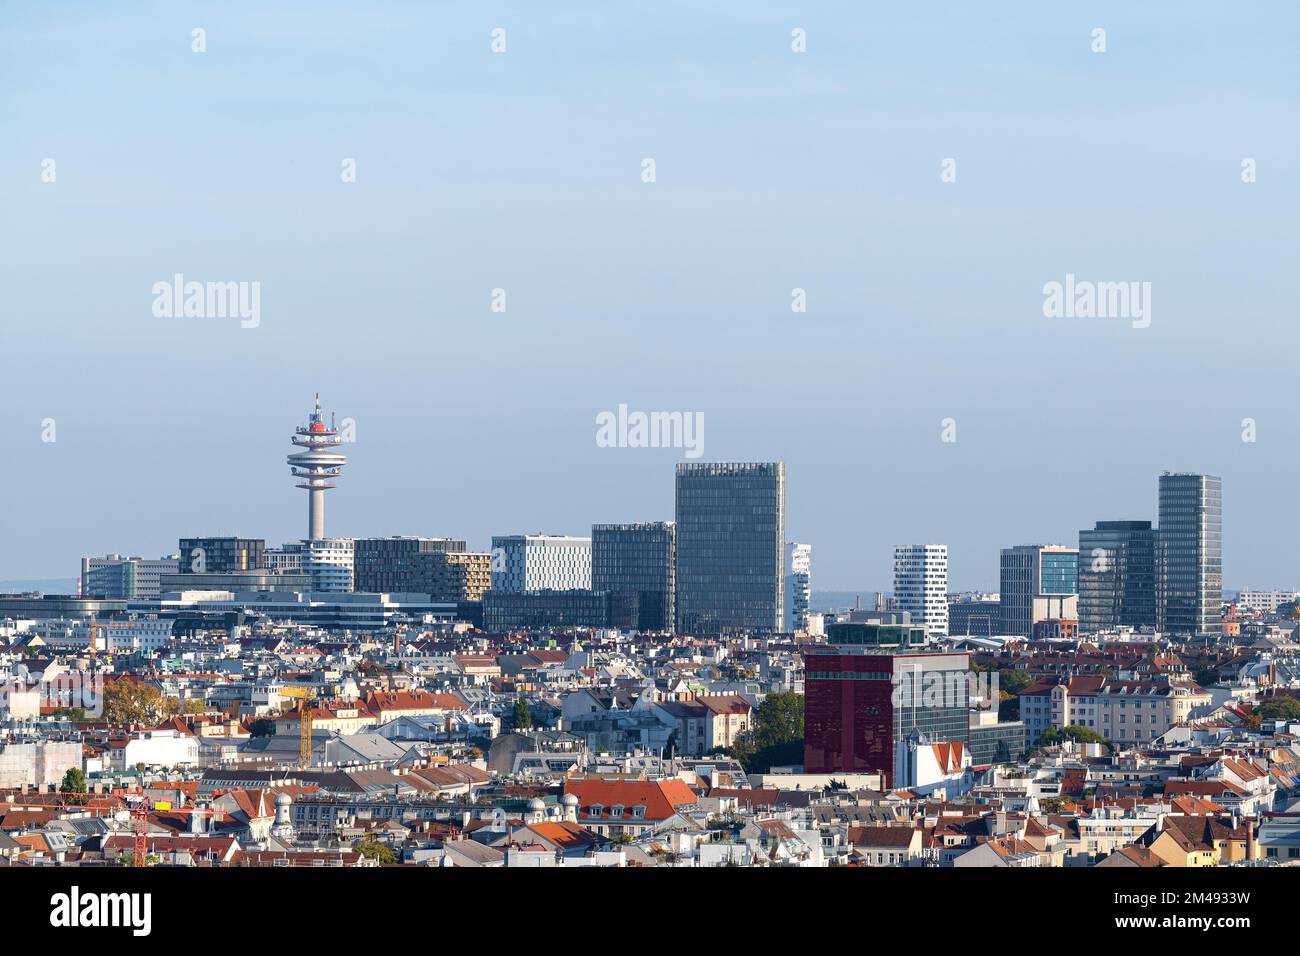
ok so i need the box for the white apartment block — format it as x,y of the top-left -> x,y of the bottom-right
288,538 -> 354,592
893,544 -> 949,634
490,535 -> 592,592
784,542 -> 812,632
1237,590 -> 1300,614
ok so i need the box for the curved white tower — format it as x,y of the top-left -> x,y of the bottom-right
288,394 -> 347,541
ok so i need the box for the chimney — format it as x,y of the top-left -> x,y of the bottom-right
1247,818 -> 1259,862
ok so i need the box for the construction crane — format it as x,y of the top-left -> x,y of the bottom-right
279,685 -> 318,770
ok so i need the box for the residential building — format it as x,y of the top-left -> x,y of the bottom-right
893,544 -> 948,635
490,535 -> 591,593
784,542 -> 812,633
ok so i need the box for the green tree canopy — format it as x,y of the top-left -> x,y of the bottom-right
1255,697 -> 1300,722
512,697 -> 532,730
1038,725 -> 1109,747
60,767 -> 87,794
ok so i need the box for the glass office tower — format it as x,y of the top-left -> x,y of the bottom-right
591,522 -> 676,633
999,544 -> 1078,637
675,462 -> 785,634
1157,473 -> 1223,637
1077,520 -> 1157,635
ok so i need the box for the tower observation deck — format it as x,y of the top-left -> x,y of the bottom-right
288,394 -> 347,541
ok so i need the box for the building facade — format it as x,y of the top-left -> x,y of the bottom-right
803,623 -> 969,776
1077,520 -> 1156,635
1157,473 -> 1223,637
80,554 -> 180,600
893,544 -> 948,635
999,545 -> 1078,637
352,537 -> 466,592
490,535 -> 592,593
591,522 -> 676,633
784,542 -> 812,633
675,462 -> 785,634
177,538 -> 265,575
482,590 -> 610,631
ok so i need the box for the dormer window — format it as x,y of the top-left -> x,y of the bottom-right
610,804 -> 625,819
588,803 -> 603,817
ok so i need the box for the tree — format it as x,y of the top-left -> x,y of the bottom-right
102,678 -> 170,726
356,835 -> 397,864
248,718 -> 276,738
1038,725 -> 1109,748
512,697 -> 532,730
1255,697 -> 1300,722
723,691 -> 805,773
60,767 -> 87,803
750,691 -> 804,751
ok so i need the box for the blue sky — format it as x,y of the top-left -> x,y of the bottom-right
1,2 -> 1297,590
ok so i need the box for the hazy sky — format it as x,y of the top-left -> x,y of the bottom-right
2,2 -> 1297,590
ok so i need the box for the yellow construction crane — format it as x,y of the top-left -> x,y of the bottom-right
279,686 -> 318,770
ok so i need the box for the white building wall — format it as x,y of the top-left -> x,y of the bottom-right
894,544 -> 949,634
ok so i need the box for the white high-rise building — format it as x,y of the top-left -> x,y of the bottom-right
893,544 -> 949,635
285,538 -> 355,592
490,535 -> 592,592
784,542 -> 812,632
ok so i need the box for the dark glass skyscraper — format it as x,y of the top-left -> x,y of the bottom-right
674,462 -> 785,634
1077,520 -> 1156,634
591,522 -> 676,633
1157,473 -> 1222,636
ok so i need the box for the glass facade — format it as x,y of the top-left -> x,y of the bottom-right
999,545 -> 1078,637
353,537 -> 466,593
1040,552 -> 1078,594
674,462 -> 785,634
482,589 -> 610,631
177,537 -> 264,574
1157,473 -> 1223,636
1077,520 -> 1156,635
591,522 -> 676,633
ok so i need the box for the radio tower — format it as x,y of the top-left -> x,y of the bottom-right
287,394 -> 347,541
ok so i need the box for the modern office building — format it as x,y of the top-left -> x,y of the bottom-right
158,571 -> 313,593
675,462 -> 785,634
893,544 -> 949,635
482,590 -> 610,632
176,538 -> 265,575
999,545 -> 1078,638
490,535 -> 592,593
947,598 -> 1001,637
592,522 -> 676,632
1157,472 -> 1223,637
1077,521 -> 1157,635
353,537 -> 466,592
803,623 -> 970,776
80,554 -> 180,600
783,542 -> 812,633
